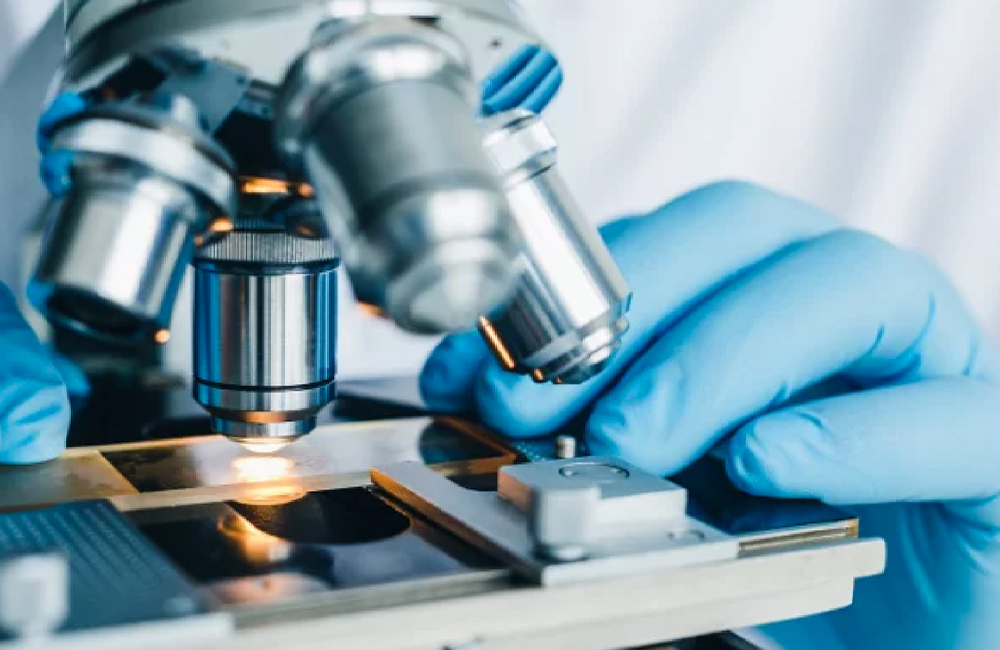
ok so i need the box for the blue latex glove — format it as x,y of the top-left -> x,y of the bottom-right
421,181 -> 1000,649
481,44 -> 562,116
37,92 -> 88,198
0,283 -> 70,463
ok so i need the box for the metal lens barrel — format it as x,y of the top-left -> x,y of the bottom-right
480,110 -> 632,384
192,205 -> 338,450
29,94 -> 237,344
275,18 -> 518,334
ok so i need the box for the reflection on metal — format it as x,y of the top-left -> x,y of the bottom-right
477,316 -> 516,370
230,456 -> 306,505
208,218 -> 235,234
218,512 -> 295,566
232,456 -> 295,482
357,303 -> 388,320
101,418 -> 515,496
239,177 -> 313,197
0,418 -> 517,513
233,487 -> 307,507
240,440 -> 292,455
130,488 -> 506,620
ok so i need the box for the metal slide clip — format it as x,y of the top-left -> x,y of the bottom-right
373,457 -> 739,586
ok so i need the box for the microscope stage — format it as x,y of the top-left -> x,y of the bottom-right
0,415 -> 883,649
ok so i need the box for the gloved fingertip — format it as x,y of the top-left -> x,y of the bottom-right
419,331 -> 489,412
480,100 -> 501,117
512,50 -> 557,90
481,44 -> 539,99
37,93 -> 88,151
474,371 -> 565,438
725,413 -> 822,499
484,51 -> 557,112
0,390 -> 70,465
522,66 -> 563,114
583,410 -> 628,457
584,359 -> 698,476
725,429 -> 779,496
418,359 -> 460,411
0,437 -> 67,465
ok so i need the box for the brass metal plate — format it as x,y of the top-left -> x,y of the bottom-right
0,453 -> 137,511
0,417 -> 516,513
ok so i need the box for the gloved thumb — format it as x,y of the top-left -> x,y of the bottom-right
37,93 -> 88,152
725,378 -> 1000,514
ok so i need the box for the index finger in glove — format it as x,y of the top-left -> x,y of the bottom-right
586,227 -> 997,476
468,181 -> 840,437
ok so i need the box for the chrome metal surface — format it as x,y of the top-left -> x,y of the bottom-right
525,482 -> 598,562
372,461 -> 738,586
29,95 -> 237,344
276,18 -> 518,333
94,417 -> 516,498
61,0 -> 540,89
502,458 -> 690,563
554,434 -> 577,459
195,383 -> 335,415
499,458 -> 690,536
479,110 -> 632,384
192,205 -> 338,445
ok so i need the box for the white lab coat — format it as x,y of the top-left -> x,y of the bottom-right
3,1 -> 1000,381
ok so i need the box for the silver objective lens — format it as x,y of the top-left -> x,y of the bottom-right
29,93 -> 237,344
192,202 -> 338,449
275,18 -> 519,334
479,110 -> 632,384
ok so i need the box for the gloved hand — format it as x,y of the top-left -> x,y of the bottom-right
0,283 -> 70,464
37,92 -> 88,198
421,181 -> 1000,649
481,44 -> 562,116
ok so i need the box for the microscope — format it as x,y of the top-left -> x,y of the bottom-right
0,4 -> 884,649
28,0 -> 632,452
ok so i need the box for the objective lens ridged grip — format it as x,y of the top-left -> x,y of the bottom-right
192,217 -> 338,444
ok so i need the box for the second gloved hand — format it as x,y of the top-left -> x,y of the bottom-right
481,44 -> 562,116
420,181 -> 1000,649
0,282 -> 70,464
37,92 -> 88,198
